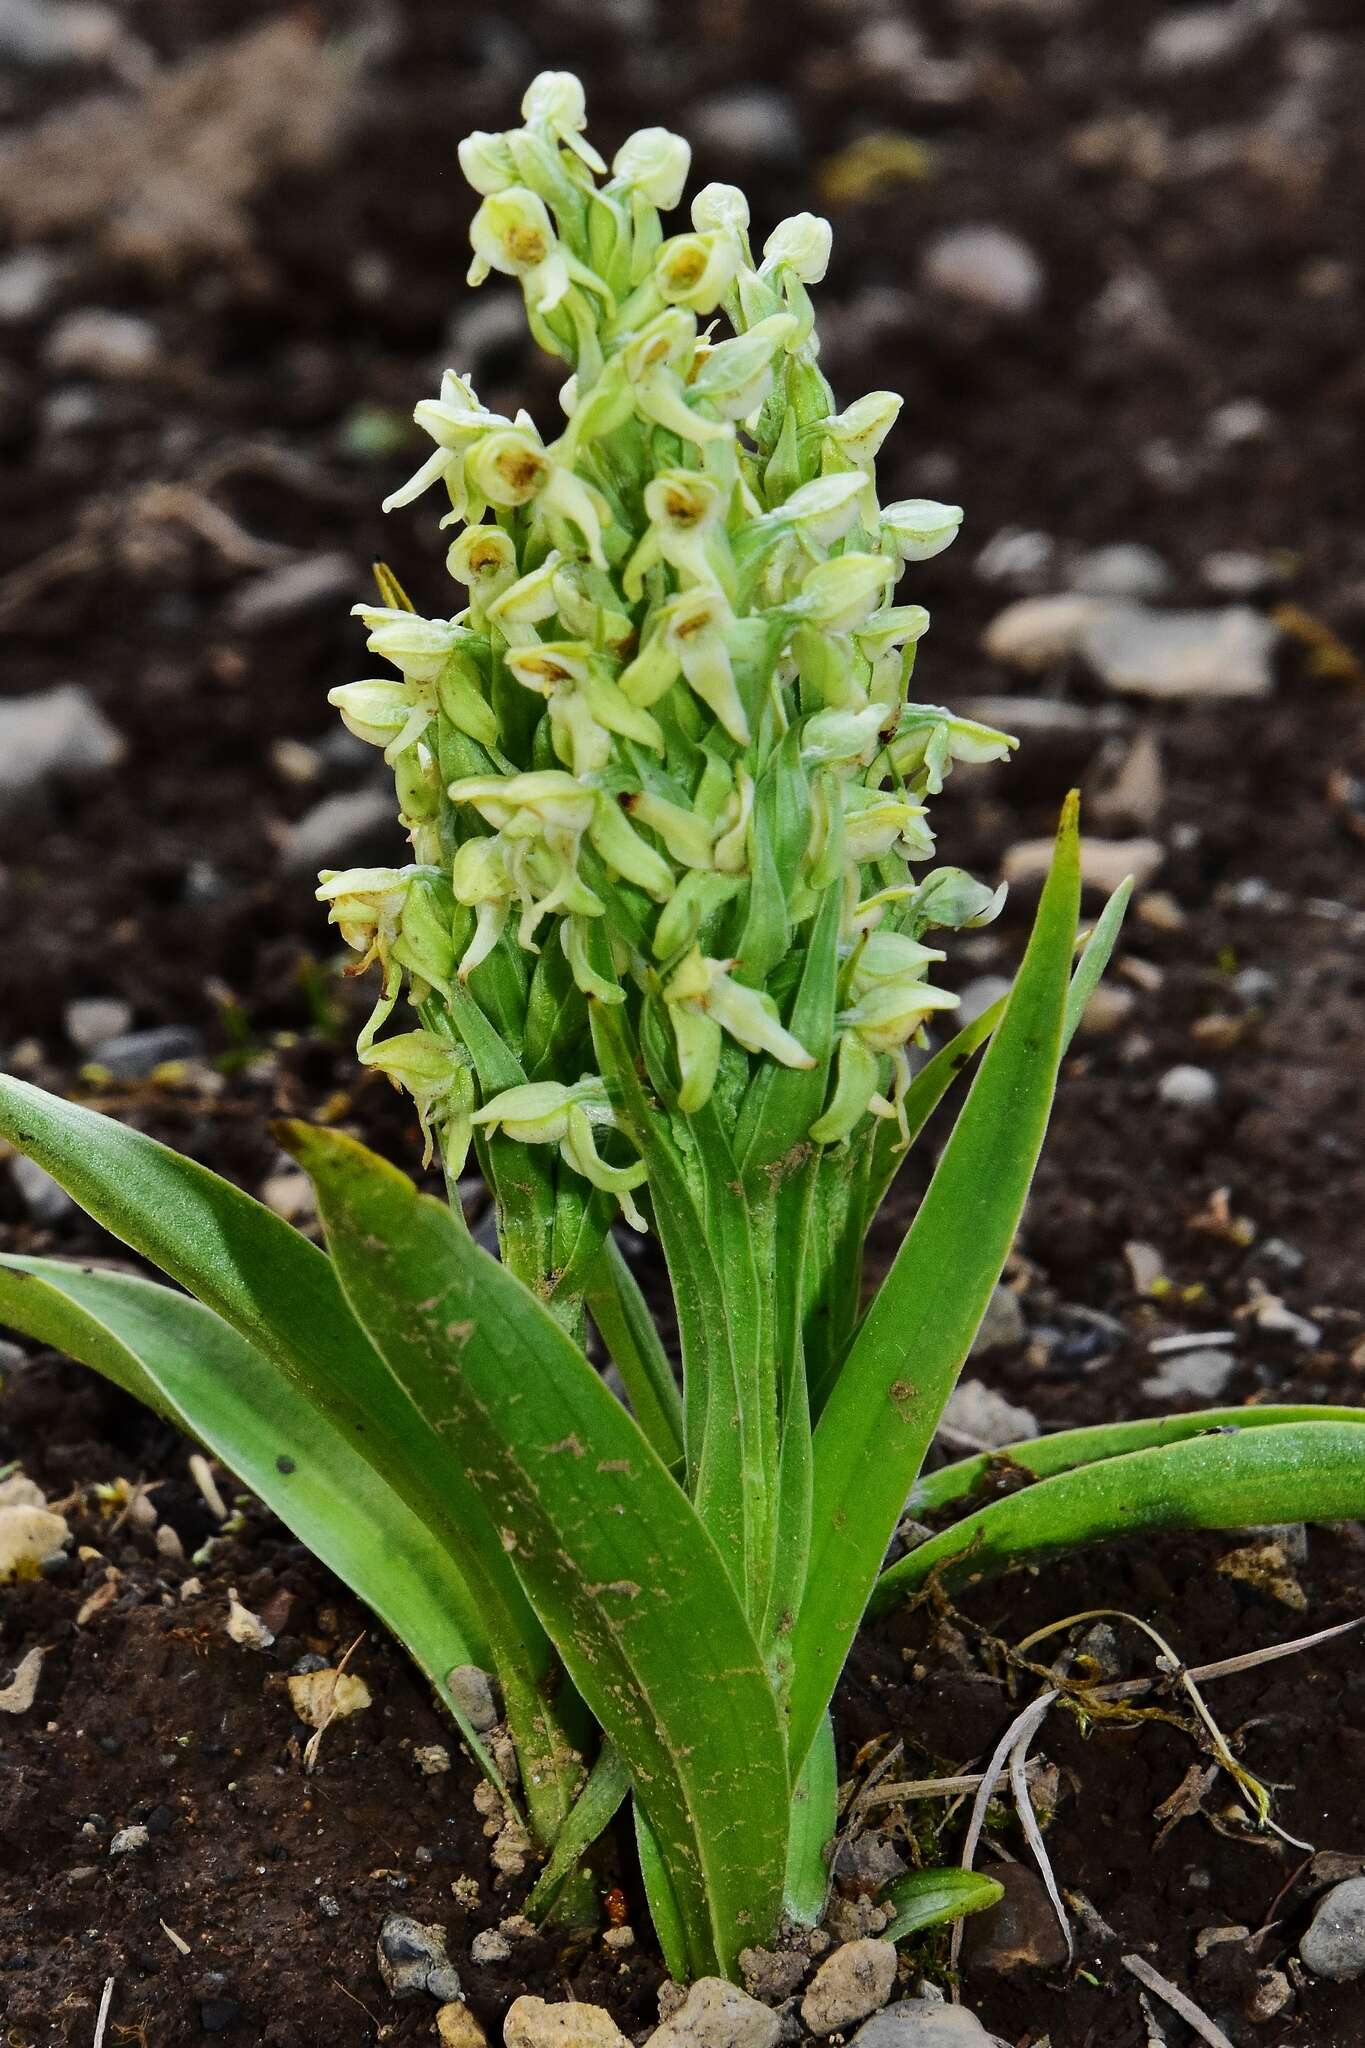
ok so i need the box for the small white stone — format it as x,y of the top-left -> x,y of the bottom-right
1001,835 -> 1164,894
0,685 -> 125,805
801,1939 -> 898,2035
940,1379 -> 1037,1448
648,1978 -> 782,2048
64,997 -> 133,1051
0,247 -> 63,324
110,1824 -> 150,1855
1157,1064 -> 1218,1109
982,594 -> 1109,672
413,1743 -> 452,1777
1301,1878 -> 1365,1982
1141,1348 -> 1238,1402
470,1929 -> 512,1964
1071,543 -> 1172,602
922,225 -> 1045,317
1080,605 -> 1277,700
505,1996 -> 631,2048
45,308 -> 158,378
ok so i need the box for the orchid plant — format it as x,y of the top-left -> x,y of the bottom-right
3,74 -> 1362,1984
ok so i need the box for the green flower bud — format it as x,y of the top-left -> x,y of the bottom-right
841,787 -> 934,863
761,213 -> 832,285
794,553 -> 896,633
690,183 -> 751,239
353,605 -> 467,685
472,1076 -> 646,1229
690,313 -> 799,421
358,1029 -> 473,1168
327,680 -> 416,753
458,130 -> 519,197
665,949 -> 814,1107
883,705 -> 1017,794
809,1032 -> 883,1146
625,789 -> 717,869
521,71 -> 607,175
815,390 -> 903,470
879,499 -> 964,564
613,126 -> 691,209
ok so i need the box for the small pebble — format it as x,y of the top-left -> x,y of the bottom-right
1300,1877 -> 1365,1982
1071,543 -> 1172,602
1157,1064 -> 1218,1109
970,1284 -> 1027,1356
89,1025 -> 204,1080
413,1743 -> 452,1777
0,247 -> 62,324
376,1913 -> 462,2003
504,1994 -> 631,2048
470,1929 -> 512,1964
110,1825 -> 150,1855
44,308 -> 158,378
1140,1348 -> 1237,1402
64,996 -> 133,1051
961,1864 -> 1068,1973
282,785 -> 396,874
940,1379 -> 1037,1448
851,1998 -> 1001,2046
648,1978 -> 782,2048
801,1939 -> 898,2035
0,685 -> 125,808
1002,835 -> 1164,894
685,87 -> 803,165
921,225 -> 1045,318
1081,605 -> 1276,701
974,528 -> 1056,590
9,1155 -> 74,1225
439,2004 -> 491,2048
982,593 -> 1108,671
447,1665 -> 500,1734
224,553 -> 357,632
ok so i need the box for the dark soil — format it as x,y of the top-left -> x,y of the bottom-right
2,0 -> 1364,2042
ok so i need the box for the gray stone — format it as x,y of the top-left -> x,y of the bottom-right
9,1155 -> 74,1225
956,976 -> 1013,1027
649,1978 -> 782,2048
0,0 -> 121,63
90,1025 -> 204,1079
446,1664 -> 500,1733
109,1824 -> 149,1855
970,1284 -> 1028,1357
1146,6 -> 1261,75
962,695 -> 1126,745
506,1997 -> 631,2048
469,1930 -> 511,1964
64,997 -> 133,1051
851,1999 -> 1001,2047
685,89 -> 803,166
1199,549 -> 1282,597
1207,398 -> 1274,446
1157,1063 -> 1219,1109
1300,1877 -> 1365,1982
0,685 -> 125,806
1002,835 -> 1165,893
1071,543 -> 1172,602
982,594 -> 1108,671
0,248 -> 62,324
801,1939 -> 897,2035
447,291 -> 529,375
224,552 -> 357,632
45,309 -> 159,378
1141,1347 -> 1237,1402
281,784 -> 397,874
940,1378 -> 1037,1448
974,528 -> 1056,591
376,1914 -> 462,2002
1080,605 -> 1277,700
738,1948 -> 809,2004
922,226 -> 1045,318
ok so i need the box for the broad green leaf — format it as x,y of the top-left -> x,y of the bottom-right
285,1120 -> 791,1979
581,1234 -> 684,1468
0,1075 -> 582,1850
787,794 -> 1081,1775
871,1420 -> 1365,1609
0,1257 -> 498,1769
903,1404 -> 1365,1519
784,1711 -> 836,1925
881,1867 -> 1004,1943
525,1746 -> 631,1921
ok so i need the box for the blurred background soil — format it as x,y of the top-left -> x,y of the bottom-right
1,1 -> 1363,2042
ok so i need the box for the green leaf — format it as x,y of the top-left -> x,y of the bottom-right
784,1711 -> 836,1925
635,1798 -> 690,1983
903,1404 -> 1365,1519
284,1120 -> 791,1979
581,1234 -> 684,1468
787,793 -> 1081,1775
871,1419 -> 1365,1608
0,1257 -> 498,1769
881,1867 -> 1004,1944
524,1746 -> 632,1921
0,1075 -> 583,1851
1062,877 -> 1133,1044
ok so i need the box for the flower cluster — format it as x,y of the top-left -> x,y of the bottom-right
319,73 -> 1015,1218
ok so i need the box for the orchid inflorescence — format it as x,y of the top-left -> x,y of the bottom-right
319,69 -> 1014,1217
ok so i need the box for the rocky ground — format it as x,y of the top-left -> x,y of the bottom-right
2,0 -> 1364,2042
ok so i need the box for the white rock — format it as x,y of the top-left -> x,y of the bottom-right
109,1824 -> 150,1855
648,1978 -> 782,2048
1157,1063 -> 1218,1109
225,552 -> 356,632
505,1996 -> 630,2048
982,594 -> 1108,671
64,996 -> 133,1051
1199,549 -> 1281,596
9,1155 -> 74,1224
45,308 -> 158,377
1301,1878 -> 1365,1982
1079,984 -> 1136,1035
962,695 -> 1126,743
801,1939 -> 898,2035
1146,6 -> 1260,74
413,1743 -> 452,1776
1141,1348 -> 1238,1401
225,1592 -> 274,1651
940,1379 -> 1037,1448
955,975 -> 1012,1027
282,785 -> 396,873
1207,397 -> 1274,446
851,2000 -> 1002,2048
0,1503 -> 70,1582
287,1669 -> 372,1728
970,1284 -> 1027,1356
1080,604 -> 1277,699
0,685 -> 125,805
439,2006 -> 490,2048
1071,543 -> 1172,601
0,247 -> 62,323
974,528 -> 1056,590
922,225 -> 1046,317
1001,835 -> 1164,893
685,88 -> 803,165
470,1929 -> 512,1964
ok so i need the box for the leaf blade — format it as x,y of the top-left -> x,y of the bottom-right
872,1420 -> 1365,1608
285,1120 -> 791,1978
788,794 -> 1082,1773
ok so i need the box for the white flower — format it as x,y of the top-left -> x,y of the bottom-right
880,499 -> 964,564
761,213 -> 832,285
613,127 -> 691,209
